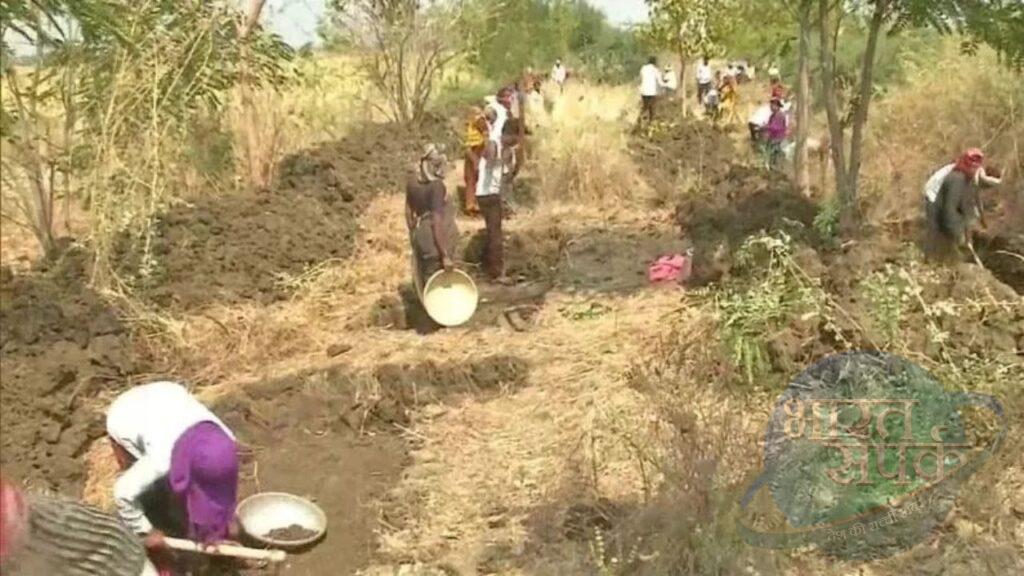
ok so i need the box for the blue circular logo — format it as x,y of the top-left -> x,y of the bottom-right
738,351 -> 1005,558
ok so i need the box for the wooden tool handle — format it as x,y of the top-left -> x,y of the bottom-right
163,537 -> 287,563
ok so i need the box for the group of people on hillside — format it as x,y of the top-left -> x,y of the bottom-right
697,57 -> 744,126
635,54 -> 1005,262
636,56 -> 683,128
407,74 -> 538,290
638,55 -> 763,133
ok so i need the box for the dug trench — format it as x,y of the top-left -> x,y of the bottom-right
0,118 -> 459,492
367,220 -> 685,334
0,247 -> 530,576
974,173 -> 1024,294
368,176 -> 685,334
211,354 -> 529,575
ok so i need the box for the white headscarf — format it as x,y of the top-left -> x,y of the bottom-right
483,96 -> 507,145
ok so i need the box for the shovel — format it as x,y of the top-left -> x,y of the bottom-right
966,239 -> 983,266
163,537 -> 287,563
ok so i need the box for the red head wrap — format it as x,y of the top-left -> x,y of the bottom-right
954,148 -> 984,177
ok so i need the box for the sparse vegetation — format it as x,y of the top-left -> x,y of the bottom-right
1,2 -> 1022,576
860,264 -> 909,347
812,195 -> 841,244
717,233 -> 823,385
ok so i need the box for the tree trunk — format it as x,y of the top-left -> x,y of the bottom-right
794,0 -> 812,196
818,0 -> 849,204
238,0 -> 270,189
30,6 -> 56,257
677,40 -> 689,117
846,0 -> 887,216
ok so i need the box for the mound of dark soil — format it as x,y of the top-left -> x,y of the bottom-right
139,118 -> 458,311
676,164 -> 819,285
0,250 -> 138,492
630,116 -> 737,198
974,182 -> 1024,294
462,226 -> 568,283
976,233 -> 1024,295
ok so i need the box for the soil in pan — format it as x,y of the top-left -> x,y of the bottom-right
264,525 -> 320,542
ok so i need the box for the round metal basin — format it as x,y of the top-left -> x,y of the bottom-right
236,492 -> 327,550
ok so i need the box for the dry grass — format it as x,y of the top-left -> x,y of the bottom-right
532,84 -> 654,207
862,43 -> 1024,224
71,83 -> 697,573
82,438 -> 118,510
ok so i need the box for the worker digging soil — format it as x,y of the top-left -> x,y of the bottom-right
105,381 -> 240,574
923,147 -> 1004,263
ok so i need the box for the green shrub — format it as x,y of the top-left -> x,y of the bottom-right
717,233 -> 822,385
860,265 -> 910,347
813,196 -> 841,245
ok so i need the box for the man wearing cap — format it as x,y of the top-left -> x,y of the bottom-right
926,148 -> 1002,258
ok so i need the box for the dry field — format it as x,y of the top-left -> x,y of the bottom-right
2,49 -> 1022,576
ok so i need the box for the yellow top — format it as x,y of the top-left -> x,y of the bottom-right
464,117 -> 486,148
721,84 -> 737,103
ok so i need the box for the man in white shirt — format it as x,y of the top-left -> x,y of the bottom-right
551,59 -> 567,93
476,108 -> 516,283
696,56 -> 713,105
483,96 -> 507,143
662,65 -> 679,97
637,56 -> 661,129
107,381 -> 238,548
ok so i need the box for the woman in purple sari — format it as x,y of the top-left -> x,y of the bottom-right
761,98 -> 789,170
106,381 -> 239,552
